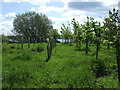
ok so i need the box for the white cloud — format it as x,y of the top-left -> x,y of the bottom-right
3,0 -> 22,3
0,14 -> 2,18
66,15 -> 87,24
3,0 -> 50,5
0,14 -> 6,21
48,15 -> 87,32
62,10 -> 86,17
30,7 -> 37,12
0,20 -> 14,35
48,16 -> 85,24
95,17 -> 104,22
0,14 -> 3,21
35,5 -> 68,14
48,16 -> 66,22
1,21 -> 13,26
94,17 -> 104,25
4,12 -> 16,18
96,0 -> 118,6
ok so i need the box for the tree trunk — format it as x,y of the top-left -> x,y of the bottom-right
69,39 -> 71,45
21,36 -> 23,49
47,44 -> 50,59
76,40 -> 79,48
65,39 -> 66,43
28,37 -> 30,48
17,37 -> 20,48
53,38 -> 56,48
107,43 -> 110,50
46,42 -> 53,62
70,38 -> 72,46
17,37 -> 19,45
55,39 -> 57,47
78,40 -> 81,50
34,37 -> 35,43
116,40 -> 120,82
86,38 -> 89,55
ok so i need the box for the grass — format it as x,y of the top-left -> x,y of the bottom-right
2,42 -> 119,88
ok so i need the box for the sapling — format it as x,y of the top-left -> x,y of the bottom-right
104,8 -> 120,82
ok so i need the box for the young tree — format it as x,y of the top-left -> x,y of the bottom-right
103,17 -> 114,50
83,17 -> 94,55
60,24 -> 72,43
92,21 -> 103,59
103,8 -> 120,82
71,18 -> 83,50
49,29 -> 59,47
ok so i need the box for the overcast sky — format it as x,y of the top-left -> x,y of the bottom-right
0,0 -> 119,35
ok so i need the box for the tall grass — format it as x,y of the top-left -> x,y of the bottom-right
2,43 -> 118,88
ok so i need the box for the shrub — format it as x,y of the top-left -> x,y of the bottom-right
91,59 -> 108,78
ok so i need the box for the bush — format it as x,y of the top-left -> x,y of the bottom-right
91,59 -> 108,78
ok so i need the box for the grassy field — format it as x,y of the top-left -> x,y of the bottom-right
2,42 -> 119,88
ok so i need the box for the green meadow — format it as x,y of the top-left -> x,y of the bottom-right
2,42 -> 118,88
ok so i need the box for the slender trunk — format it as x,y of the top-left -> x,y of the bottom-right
35,37 -> 37,43
76,42 -> 78,48
70,38 -> 72,46
21,43 -> 23,49
46,44 -> 50,62
34,38 -> 35,43
18,38 -> 20,48
46,41 -> 53,62
76,40 -> 79,48
53,38 -> 56,48
78,40 -> 81,50
33,37 -> 36,45
55,39 -> 56,47
86,38 -> 89,55
54,38 -> 57,53
65,39 -> 66,43
107,43 -> 110,50
17,37 -> 19,45
96,41 -> 100,59
39,37 -> 41,43
28,37 -> 30,48
21,36 -> 23,49
69,39 -> 71,45
116,40 -> 120,82
47,44 -> 50,59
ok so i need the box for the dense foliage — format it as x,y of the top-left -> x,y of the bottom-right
13,12 -> 52,43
